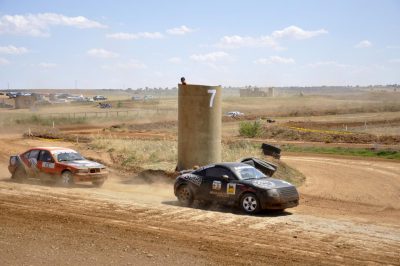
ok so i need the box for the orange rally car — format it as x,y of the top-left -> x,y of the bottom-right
8,147 -> 108,187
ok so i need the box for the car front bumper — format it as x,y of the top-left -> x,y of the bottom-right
260,198 -> 299,210
258,187 -> 299,210
73,171 -> 108,182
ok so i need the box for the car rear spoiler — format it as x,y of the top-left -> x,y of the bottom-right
240,157 -> 277,177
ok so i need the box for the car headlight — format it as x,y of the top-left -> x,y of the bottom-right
76,169 -> 89,173
267,189 -> 280,198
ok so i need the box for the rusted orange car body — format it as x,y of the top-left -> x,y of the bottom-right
8,147 -> 108,185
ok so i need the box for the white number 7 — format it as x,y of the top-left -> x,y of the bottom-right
207,89 -> 216,108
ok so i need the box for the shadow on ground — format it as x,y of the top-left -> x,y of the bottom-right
162,200 -> 293,217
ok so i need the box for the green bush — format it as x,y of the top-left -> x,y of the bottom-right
239,121 -> 262,138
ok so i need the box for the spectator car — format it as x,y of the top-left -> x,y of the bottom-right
93,95 -> 107,101
8,147 -> 108,187
174,162 -> 299,214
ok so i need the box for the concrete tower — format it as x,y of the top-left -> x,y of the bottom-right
177,84 -> 222,170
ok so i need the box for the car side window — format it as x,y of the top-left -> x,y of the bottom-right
39,150 -> 53,162
28,150 -> 40,160
206,167 -> 235,179
195,169 -> 207,177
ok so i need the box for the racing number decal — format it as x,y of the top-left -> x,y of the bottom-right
227,183 -> 236,195
207,89 -> 216,108
212,181 -> 221,190
42,162 -> 55,168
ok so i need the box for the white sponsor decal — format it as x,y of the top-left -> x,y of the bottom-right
253,180 -> 275,189
181,174 -> 202,186
42,162 -> 55,169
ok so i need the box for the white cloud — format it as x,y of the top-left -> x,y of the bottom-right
217,25 -> 327,49
0,13 -> 107,37
0,57 -> 10,65
271,25 -> 328,40
166,25 -> 194,35
254,56 -> 295,64
355,40 -> 372,48
168,57 -> 182,64
306,61 -> 351,68
0,45 -> 28,54
38,62 -> 57,68
190,51 -> 231,62
106,32 -> 163,40
87,48 -> 119,59
217,35 -> 279,49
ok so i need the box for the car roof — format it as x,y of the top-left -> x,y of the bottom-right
214,162 -> 251,169
29,147 -> 76,152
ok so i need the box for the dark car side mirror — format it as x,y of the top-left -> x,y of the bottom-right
221,175 -> 229,180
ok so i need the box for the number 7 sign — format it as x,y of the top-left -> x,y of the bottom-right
207,89 -> 216,108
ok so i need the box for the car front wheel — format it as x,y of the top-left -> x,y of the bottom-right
240,193 -> 260,214
177,184 -> 194,206
59,171 -> 74,187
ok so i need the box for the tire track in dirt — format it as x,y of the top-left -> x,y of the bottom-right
1,136 -> 400,264
284,156 -> 400,209
0,180 -> 399,265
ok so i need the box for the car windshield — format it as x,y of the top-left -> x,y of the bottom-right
56,152 -> 84,162
234,166 -> 266,180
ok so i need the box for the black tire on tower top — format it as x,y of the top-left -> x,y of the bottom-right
176,184 -> 194,206
240,193 -> 261,214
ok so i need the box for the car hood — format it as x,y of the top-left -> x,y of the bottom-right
243,178 -> 293,190
60,160 -> 104,169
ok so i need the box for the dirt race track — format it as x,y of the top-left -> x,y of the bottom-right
0,137 -> 399,265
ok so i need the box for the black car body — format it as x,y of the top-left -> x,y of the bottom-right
174,162 -> 299,214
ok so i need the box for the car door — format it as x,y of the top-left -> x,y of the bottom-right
37,150 -> 57,179
25,149 -> 40,178
204,166 -> 237,203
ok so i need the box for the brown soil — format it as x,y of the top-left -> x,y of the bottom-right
0,135 -> 399,265
262,124 -> 400,144
286,117 -> 400,129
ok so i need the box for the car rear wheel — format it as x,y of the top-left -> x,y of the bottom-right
240,193 -> 260,214
58,171 -> 74,187
177,184 -> 194,206
11,166 -> 26,182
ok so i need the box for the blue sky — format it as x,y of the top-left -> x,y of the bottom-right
0,0 -> 399,89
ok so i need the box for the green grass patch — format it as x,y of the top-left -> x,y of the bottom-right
15,114 -> 88,126
282,144 -> 400,160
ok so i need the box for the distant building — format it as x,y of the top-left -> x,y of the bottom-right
239,87 -> 274,97
14,95 -> 36,109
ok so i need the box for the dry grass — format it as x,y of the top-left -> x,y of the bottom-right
90,137 -> 305,185
223,93 -> 400,117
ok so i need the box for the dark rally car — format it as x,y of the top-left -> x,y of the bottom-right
174,162 -> 299,214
